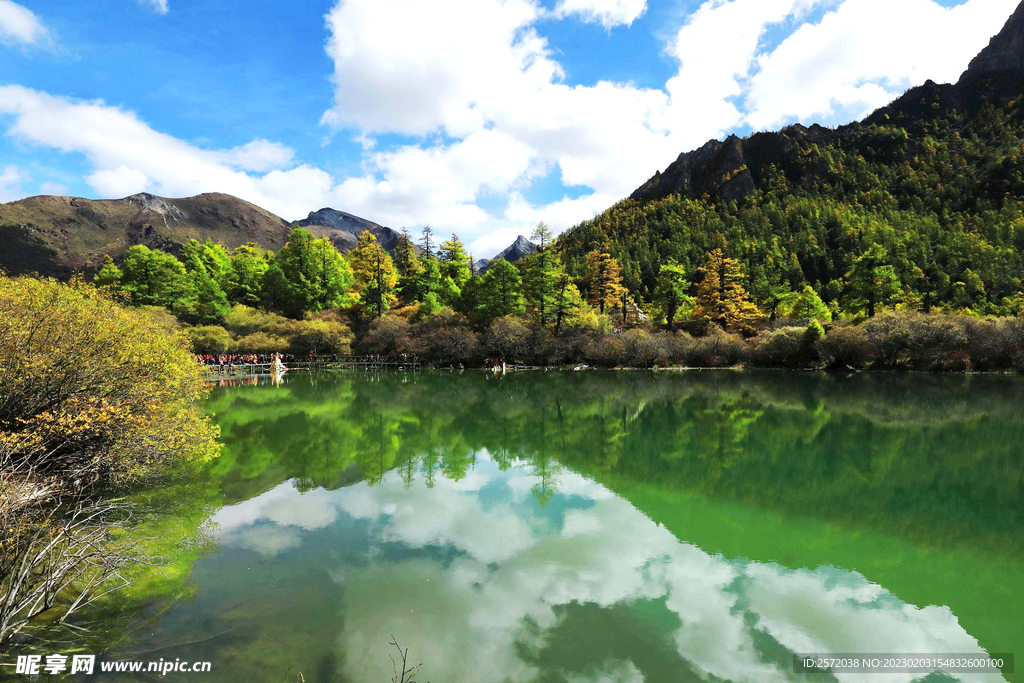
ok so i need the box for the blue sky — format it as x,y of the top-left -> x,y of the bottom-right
0,0 -> 1018,256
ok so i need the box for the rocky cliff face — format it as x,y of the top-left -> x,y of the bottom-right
961,1 -> 1024,80
629,0 -> 1024,207
0,192 -> 292,277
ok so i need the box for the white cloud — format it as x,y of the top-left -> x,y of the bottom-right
86,165 -> 149,197
0,85 -> 331,218
0,164 -> 26,202
743,0 -> 1022,129
39,181 -> 68,195
138,0 -> 169,15
0,0 -> 49,46
554,0 -> 648,28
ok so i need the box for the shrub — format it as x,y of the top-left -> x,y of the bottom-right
753,327 -> 807,367
420,327 -> 482,366
0,276 -> 220,484
585,335 -> 626,367
689,325 -> 747,367
223,305 -> 291,337
621,329 -> 667,368
815,324 -> 868,368
234,331 -> 289,353
289,318 -> 352,356
360,315 -> 412,356
0,276 -> 219,648
187,325 -> 234,354
485,316 -> 530,361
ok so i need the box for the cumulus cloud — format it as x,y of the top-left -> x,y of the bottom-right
138,0 -> 169,15
39,181 -> 68,195
743,0 -> 1022,129
554,0 -> 648,28
0,164 -> 26,202
0,0 -> 49,47
0,85 -> 330,217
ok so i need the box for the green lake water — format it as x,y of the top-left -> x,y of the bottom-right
94,370 -> 1023,682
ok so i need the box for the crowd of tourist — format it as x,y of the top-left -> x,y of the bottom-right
195,353 -> 293,367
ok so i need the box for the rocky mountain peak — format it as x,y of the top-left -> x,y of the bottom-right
297,207 -> 384,234
960,0 -> 1024,81
126,192 -> 187,219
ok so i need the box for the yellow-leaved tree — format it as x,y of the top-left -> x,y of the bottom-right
0,275 -> 220,647
693,249 -> 762,331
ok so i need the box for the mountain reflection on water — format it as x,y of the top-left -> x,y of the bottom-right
103,371 -> 1022,683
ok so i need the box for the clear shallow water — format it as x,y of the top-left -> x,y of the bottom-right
97,371 -> 1023,682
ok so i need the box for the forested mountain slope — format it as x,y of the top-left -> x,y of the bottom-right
559,1 -> 1024,313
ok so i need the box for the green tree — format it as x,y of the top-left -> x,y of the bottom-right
348,231 -> 399,319
523,222 -> 562,326
552,273 -> 585,334
780,285 -> 832,322
181,239 -> 231,289
120,245 -> 193,309
439,233 -> 473,289
181,257 -> 231,324
481,258 -> 525,320
93,255 -> 122,288
844,245 -> 902,317
273,227 -> 353,316
226,243 -> 270,306
693,249 -> 762,330
653,259 -> 689,329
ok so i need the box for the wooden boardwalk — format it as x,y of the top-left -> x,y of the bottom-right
202,362 -> 281,379
289,355 -> 421,372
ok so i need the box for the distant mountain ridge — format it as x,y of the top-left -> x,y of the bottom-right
0,193 -> 403,277
0,192 -> 293,277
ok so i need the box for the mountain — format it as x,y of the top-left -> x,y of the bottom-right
0,192 -> 292,278
474,235 -> 538,273
629,1 -> 1024,208
0,193 -> 404,277
559,1 -> 1024,312
296,207 -> 408,254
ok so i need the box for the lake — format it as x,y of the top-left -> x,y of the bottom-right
96,370 -> 1022,682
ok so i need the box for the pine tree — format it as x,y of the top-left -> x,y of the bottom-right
348,231 -> 399,319
93,255 -> 122,288
439,233 -> 472,289
481,258 -> 525,320
844,245 -> 902,317
523,222 -> 561,326
788,285 -> 832,322
226,243 -> 270,306
582,249 -> 625,315
552,273 -> 585,334
420,226 -> 436,257
653,259 -> 689,329
693,249 -> 761,330
274,227 -> 353,316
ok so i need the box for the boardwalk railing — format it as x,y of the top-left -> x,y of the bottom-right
202,362 -> 281,379
288,355 -> 421,371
